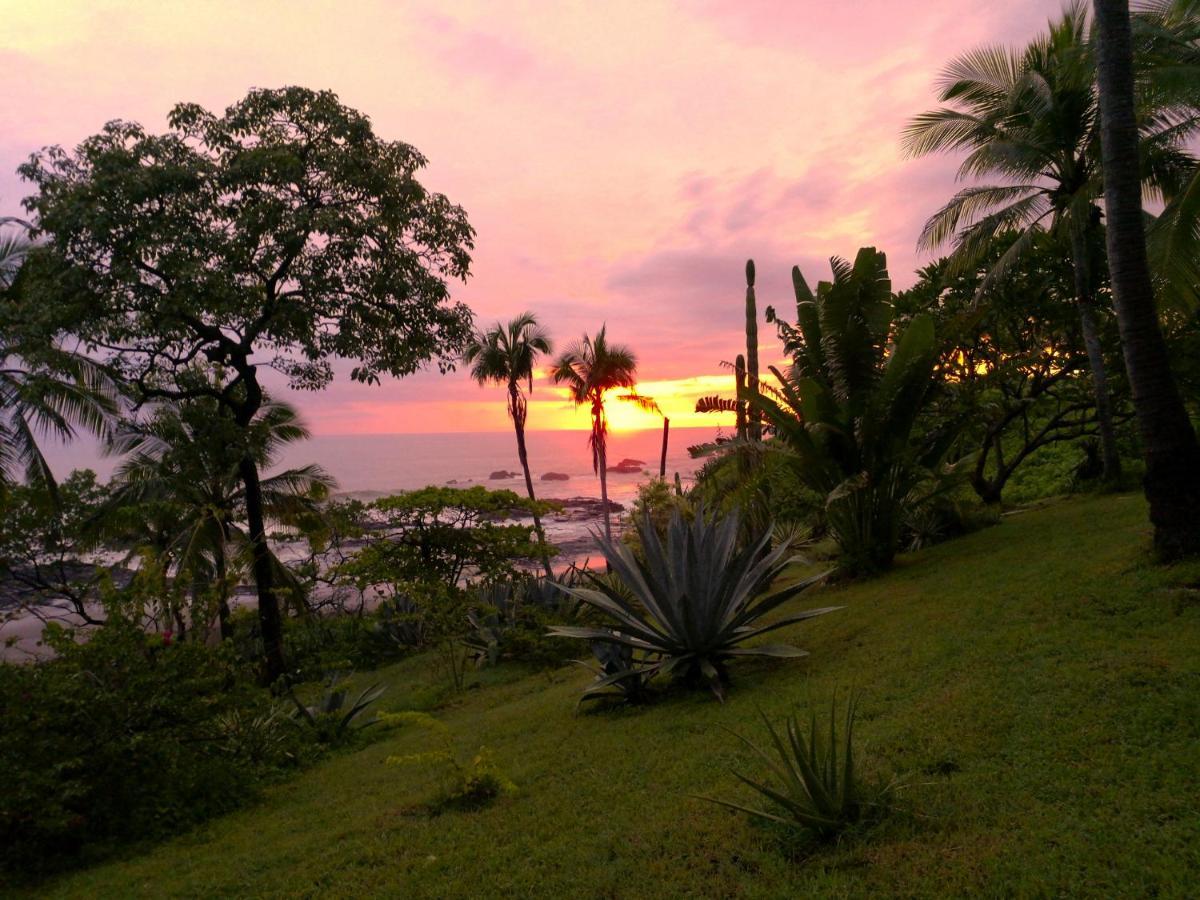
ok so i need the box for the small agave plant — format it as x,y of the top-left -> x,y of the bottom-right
549,505 -> 838,700
701,694 -> 887,838
287,671 -> 385,744
574,639 -> 652,707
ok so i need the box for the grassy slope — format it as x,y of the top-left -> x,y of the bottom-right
38,495 -> 1200,899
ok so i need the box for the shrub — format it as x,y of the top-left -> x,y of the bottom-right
383,712 -> 515,812
463,577 -> 582,671
0,623 -> 289,878
550,505 -> 838,700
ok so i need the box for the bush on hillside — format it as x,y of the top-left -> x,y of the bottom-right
0,624 -> 303,877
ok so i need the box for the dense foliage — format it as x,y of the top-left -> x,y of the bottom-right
0,625 -> 300,877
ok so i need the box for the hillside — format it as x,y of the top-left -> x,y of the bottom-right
38,494 -> 1200,898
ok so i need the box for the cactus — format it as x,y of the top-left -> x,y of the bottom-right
745,259 -> 761,441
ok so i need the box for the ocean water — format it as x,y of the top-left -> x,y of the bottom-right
44,426 -> 723,508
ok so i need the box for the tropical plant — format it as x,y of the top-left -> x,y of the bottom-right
897,232 -> 1125,504
464,312 -> 556,578
1094,0 -> 1200,558
16,86 -> 475,681
104,395 -> 334,640
549,505 -> 836,700
550,326 -> 640,544
1,220 -> 116,492
700,694 -> 887,839
573,639 -> 654,707
1134,0 -> 1200,309
286,671 -> 385,744
903,3 -> 1197,484
754,248 -> 947,575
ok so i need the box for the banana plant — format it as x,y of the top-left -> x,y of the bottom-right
754,248 -> 950,575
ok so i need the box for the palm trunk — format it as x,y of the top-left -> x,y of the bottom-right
1093,0 -> 1200,559
511,384 -> 555,580
596,422 -> 612,546
1069,216 -> 1123,484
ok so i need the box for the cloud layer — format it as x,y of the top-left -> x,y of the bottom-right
0,0 -> 1063,433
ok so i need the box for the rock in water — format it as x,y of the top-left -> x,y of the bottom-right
541,472 -> 570,481
489,470 -> 518,480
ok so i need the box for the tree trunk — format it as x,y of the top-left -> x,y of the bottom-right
511,384 -> 555,580
598,444 -> 612,545
239,453 -> 286,682
659,417 -> 669,478
1093,0 -> 1200,559
1069,216 -> 1123,484
214,535 -> 232,641
231,369 -> 285,682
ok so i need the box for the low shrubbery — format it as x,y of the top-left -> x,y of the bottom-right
0,624 -> 305,877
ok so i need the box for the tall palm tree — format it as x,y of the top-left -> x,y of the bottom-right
1094,0 -> 1200,558
1,221 -> 116,492
1133,0 -> 1200,308
903,3 -> 1196,484
463,312 -> 556,579
551,326 -> 639,545
106,396 -> 334,639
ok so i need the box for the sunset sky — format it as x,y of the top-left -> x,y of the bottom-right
1,0 -> 1062,434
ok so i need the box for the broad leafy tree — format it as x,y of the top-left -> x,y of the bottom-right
898,233 -> 1127,503
1093,0 -> 1200,557
14,87 -> 475,680
464,312 -> 555,579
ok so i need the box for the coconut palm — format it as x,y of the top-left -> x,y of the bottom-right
903,3 -> 1197,484
1094,0 -> 1200,558
1,220 -> 116,491
106,396 -> 335,639
550,326 -> 639,544
463,312 -> 556,579
1133,0 -> 1200,309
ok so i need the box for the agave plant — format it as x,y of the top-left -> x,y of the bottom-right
549,505 -> 837,700
701,694 -> 883,838
463,581 -> 519,668
287,671 -> 385,744
573,639 -> 653,707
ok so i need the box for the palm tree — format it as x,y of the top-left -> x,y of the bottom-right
1133,0 -> 1200,308
1093,0 -> 1200,558
1,220 -> 116,492
551,326 -> 639,545
904,3 -> 1196,484
463,312 -> 556,579
106,396 -> 335,639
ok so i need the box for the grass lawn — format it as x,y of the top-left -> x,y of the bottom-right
33,494 -> 1200,898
